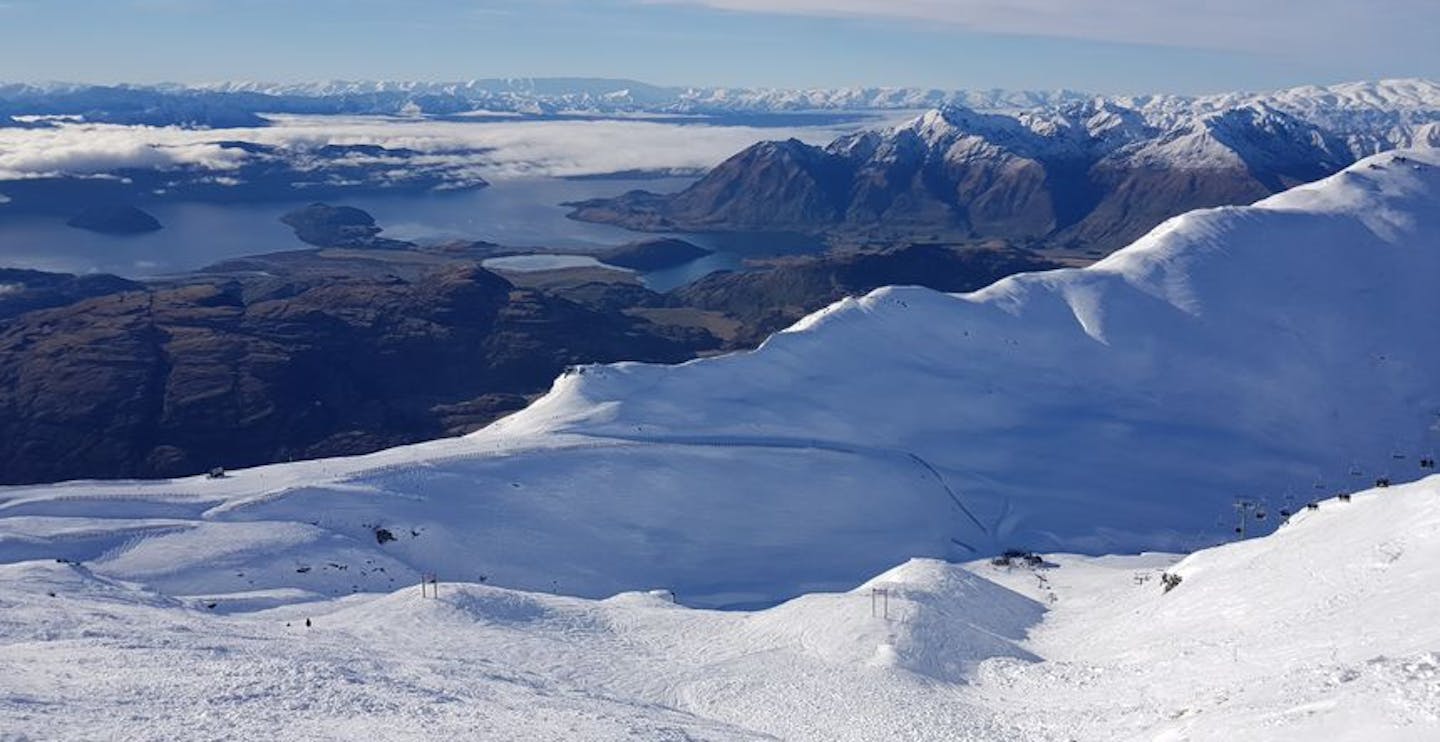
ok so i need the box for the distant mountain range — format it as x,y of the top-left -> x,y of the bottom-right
569,82 -> 1440,251
3,78 -> 1437,251
3,77 -> 1439,126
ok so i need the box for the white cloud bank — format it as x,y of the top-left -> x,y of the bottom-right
0,115 -> 870,183
255,114 -> 864,178
0,124 -> 247,181
642,0 -> 1437,58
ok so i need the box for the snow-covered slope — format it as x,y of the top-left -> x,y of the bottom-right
3,150 -> 1438,609
3,476 -> 1436,739
534,147 -> 1440,573
1107,103 -> 1349,174
971,475 -> 1440,740
1137,79 -> 1440,155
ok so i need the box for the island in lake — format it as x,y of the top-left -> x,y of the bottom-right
599,238 -> 712,271
280,203 -> 413,249
66,205 -> 163,235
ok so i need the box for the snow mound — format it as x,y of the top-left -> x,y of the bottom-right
741,558 -> 1043,681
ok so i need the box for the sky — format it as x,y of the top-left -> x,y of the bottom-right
0,0 -> 1437,95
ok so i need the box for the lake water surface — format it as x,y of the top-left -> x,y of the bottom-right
0,176 -> 821,292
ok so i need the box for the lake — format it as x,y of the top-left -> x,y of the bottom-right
0,176 -> 822,292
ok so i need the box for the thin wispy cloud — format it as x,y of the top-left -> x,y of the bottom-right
641,0 -> 1437,57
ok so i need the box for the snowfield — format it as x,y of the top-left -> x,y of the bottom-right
1,478 -> 1437,740
3,149 -> 1440,738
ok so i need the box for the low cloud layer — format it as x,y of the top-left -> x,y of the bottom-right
0,114 -> 873,185
0,123 -> 247,181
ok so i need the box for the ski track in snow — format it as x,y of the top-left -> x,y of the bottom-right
2,478 -> 1438,740
563,430 -> 993,539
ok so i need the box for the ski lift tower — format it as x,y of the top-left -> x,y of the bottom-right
1232,499 -> 1261,538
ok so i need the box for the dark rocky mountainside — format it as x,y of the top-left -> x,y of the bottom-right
1060,106 -> 1352,249
674,243 -> 1060,346
568,103 -> 1359,253
0,263 -> 704,484
0,269 -> 143,320
567,138 -> 855,234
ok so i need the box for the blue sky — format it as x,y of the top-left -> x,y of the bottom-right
0,0 -> 1436,94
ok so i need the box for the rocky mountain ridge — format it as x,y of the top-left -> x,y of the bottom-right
569,94 -> 1432,251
